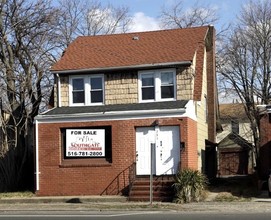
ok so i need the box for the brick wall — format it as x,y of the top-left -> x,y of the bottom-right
206,26 -> 217,143
36,116 -> 197,196
179,117 -> 198,170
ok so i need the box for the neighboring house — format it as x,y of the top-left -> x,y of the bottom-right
258,105 -> 271,180
34,26 -> 219,199
217,103 -> 254,176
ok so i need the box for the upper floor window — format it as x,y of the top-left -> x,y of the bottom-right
69,75 -> 104,106
139,69 -> 176,102
141,73 -> 155,100
90,76 -> 103,103
72,78 -> 85,104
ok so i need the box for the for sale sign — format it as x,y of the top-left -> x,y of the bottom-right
66,129 -> 105,157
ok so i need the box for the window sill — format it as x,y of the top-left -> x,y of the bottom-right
139,99 -> 176,103
59,163 -> 112,168
69,103 -> 105,107
59,158 -> 112,168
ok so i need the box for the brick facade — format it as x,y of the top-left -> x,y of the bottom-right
179,117 -> 198,170
206,26 -> 217,142
36,116 -> 197,196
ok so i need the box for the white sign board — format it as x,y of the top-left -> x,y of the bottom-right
66,129 -> 105,157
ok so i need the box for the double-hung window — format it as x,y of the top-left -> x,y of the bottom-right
161,71 -> 174,99
139,69 -> 176,102
90,76 -> 103,103
69,74 -> 104,106
72,78 -> 85,104
141,73 -> 155,100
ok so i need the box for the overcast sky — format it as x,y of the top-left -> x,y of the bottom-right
105,0 -> 248,32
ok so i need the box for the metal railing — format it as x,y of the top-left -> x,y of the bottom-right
101,162 -> 136,196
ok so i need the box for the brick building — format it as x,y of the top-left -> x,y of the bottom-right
34,26 -> 219,200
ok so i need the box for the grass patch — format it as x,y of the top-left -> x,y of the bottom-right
213,192 -> 251,202
0,191 -> 34,198
207,176 -> 259,201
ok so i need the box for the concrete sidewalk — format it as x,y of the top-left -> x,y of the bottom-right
0,195 -> 127,204
0,194 -> 271,213
0,191 -> 271,204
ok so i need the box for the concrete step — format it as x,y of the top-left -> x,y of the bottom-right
129,176 -> 175,202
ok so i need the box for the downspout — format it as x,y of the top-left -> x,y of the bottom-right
56,74 -> 61,107
35,119 -> 40,191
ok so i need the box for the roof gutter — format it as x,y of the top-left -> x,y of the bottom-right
35,108 -> 186,124
51,61 -> 192,74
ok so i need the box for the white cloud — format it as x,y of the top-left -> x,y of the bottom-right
129,12 -> 161,32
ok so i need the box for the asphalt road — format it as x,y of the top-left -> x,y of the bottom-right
0,198 -> 271,219
0,211 -> 270,220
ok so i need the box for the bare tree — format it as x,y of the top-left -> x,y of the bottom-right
159,0 -> 218,29
0,0 -> 59,191
218,0 -> 271,167
0,0 -> 131,191
56,0 -> 132,49
159,0 -> 230,56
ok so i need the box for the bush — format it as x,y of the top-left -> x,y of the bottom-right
173,169 -> 208,203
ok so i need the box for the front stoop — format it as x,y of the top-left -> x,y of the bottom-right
129,176 -> 175,202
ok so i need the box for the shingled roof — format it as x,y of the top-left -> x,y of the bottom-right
51,26 -> 209,72
219,103 -> 248,120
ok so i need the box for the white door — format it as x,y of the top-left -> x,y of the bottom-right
136,127 -> 155,175
156,126 -> 180,175
136,126 -> 180,175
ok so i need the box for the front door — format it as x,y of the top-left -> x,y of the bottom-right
136,126 -> 180,175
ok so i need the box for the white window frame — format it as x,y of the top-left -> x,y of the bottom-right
69,74 -> 104,106
138,69 -> 176,103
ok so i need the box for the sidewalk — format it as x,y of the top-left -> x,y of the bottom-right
0,195 -> 127,204
0,194 -> 271,213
